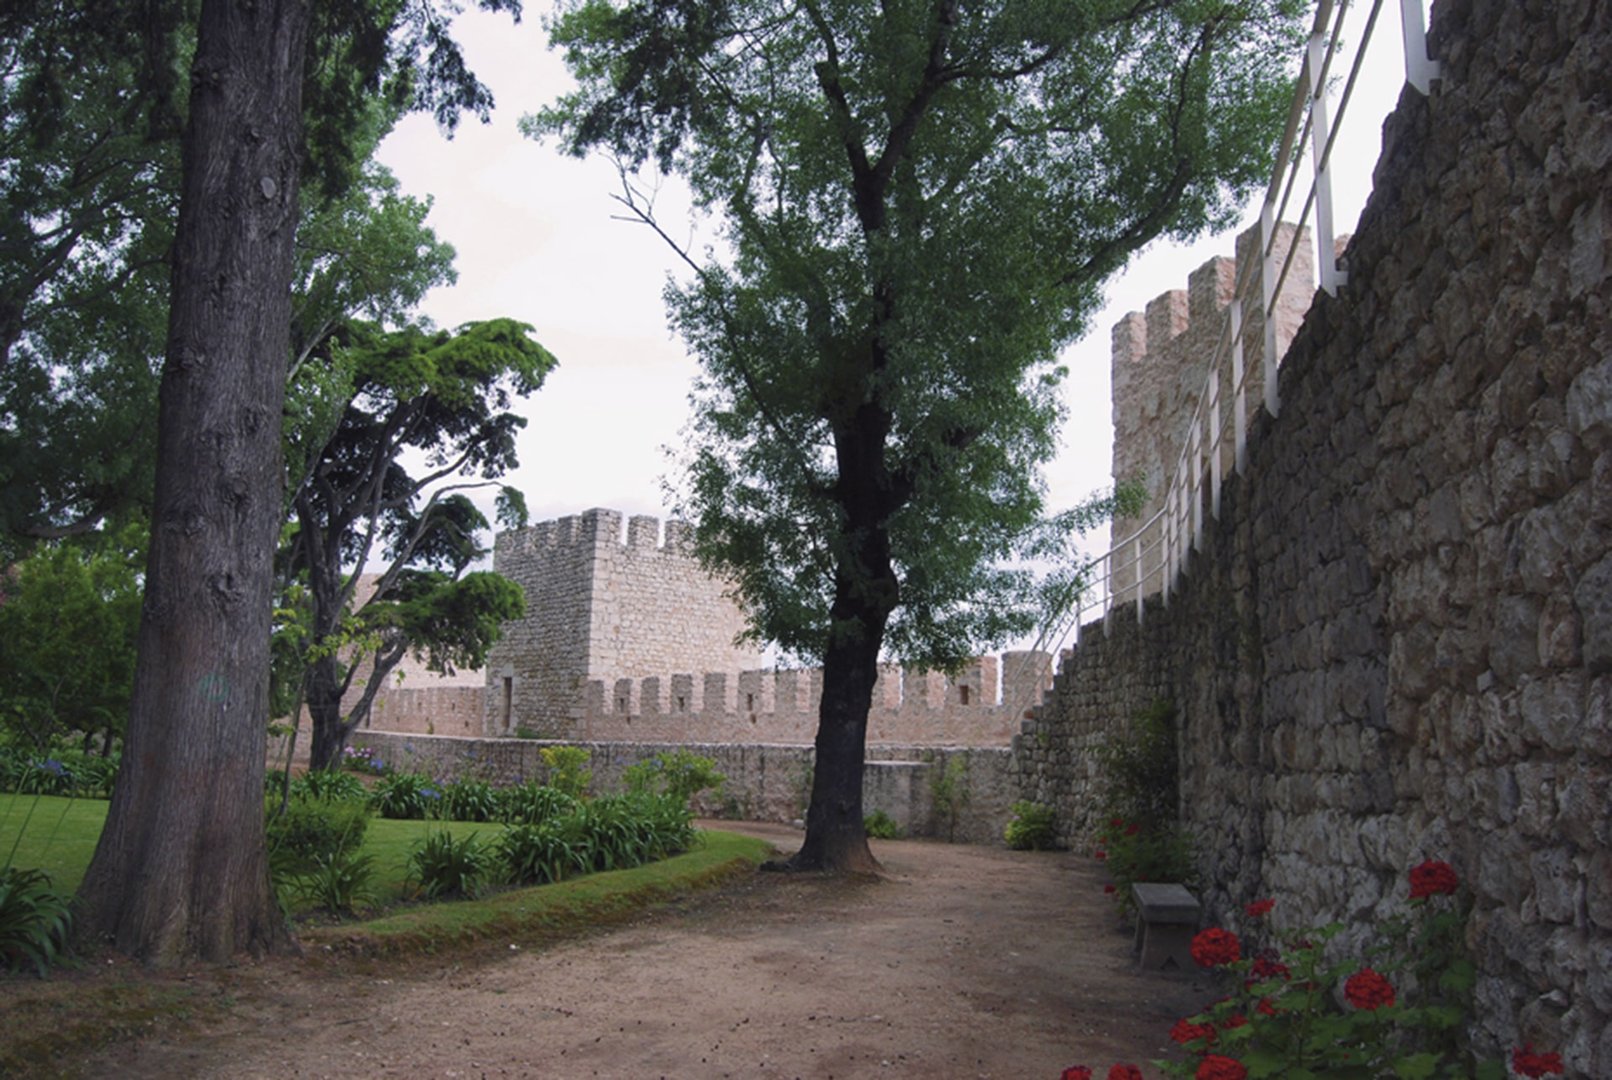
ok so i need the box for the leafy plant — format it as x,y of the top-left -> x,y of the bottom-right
408,830 -> 493,901
1145,861 -> 1514,1080
1004,801 -> 1059,851
291,768 -> 368,803
265,796 -> 370,876
339,745 -> 388,775
436,778 -> 499,822
1098,699 -> 1178,833
497,822 -> 574,886
369,771 -> 440,820
0,867 -> 73,975
1095,817 -> 1198,917
497,781 -> 579,826
539,745 -> 592,799
622,749 -> 726,807
862,810 -> 904,839
294,850 -> 378,916
928,755 -> 970,842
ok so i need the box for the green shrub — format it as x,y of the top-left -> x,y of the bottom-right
408,830 -> 492,900
928,755 -> 970,842
497,781 -> 579,826
265,796 -> 371,875
863,809 -> 904,839
1097,818 -> 1196,912
292,768 -> 367,803
436,778 -> 499,822
1004,801 -> 1059,850
623,749 -> 725,807
369,771 -> 440,820
1097,699 -> 1178,833
294,850 -> 378,916
497,822 -> 573,886
539,745 -> 592,799
0,867 -> 73,975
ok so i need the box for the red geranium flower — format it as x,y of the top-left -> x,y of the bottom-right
1511,1044 -> 1565,1078
1094,849 -> 1107,861
1107,1066 -> 1144,1080
1110,817 -> 1125,828
1244,898 -> 1275,918
1195,1055 -> 1248,1080
1249,954 -> 1290,981
1343,968 -> 1396,1010
1061,1068 -> 1093,1080
1408,859 -> 1459,899
1220,1014 -> 1248,1031
1125,823 -> 1141,836
1255,997 -> 1279,1018
1190,928 -> 1241,968
1169,1018 -> 1216,1046
1104,883 -> 1116,894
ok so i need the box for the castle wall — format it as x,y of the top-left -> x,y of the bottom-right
1022,0 -> 1612,1067
483,508 -> 764,737
348,730 -> 1019,845
573,651 -> 1053,747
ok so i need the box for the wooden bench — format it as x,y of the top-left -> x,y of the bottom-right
1131,882 -> 1202,971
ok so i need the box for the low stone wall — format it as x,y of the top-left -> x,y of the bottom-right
347,730 -> 1017,846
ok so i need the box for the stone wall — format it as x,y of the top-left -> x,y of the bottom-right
1021,0 -> 1611,1069
349,730 -> 1018,846
483,508 -> 764,736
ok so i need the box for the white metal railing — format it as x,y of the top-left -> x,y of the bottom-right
1049,0 -> 1439,652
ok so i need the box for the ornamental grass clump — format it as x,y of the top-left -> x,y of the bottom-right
1062,859 -> 1566,1080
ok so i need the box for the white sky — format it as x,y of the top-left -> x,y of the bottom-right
376,1 -> 1420,562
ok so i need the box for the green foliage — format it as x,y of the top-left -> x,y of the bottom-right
0,531 -> 143,749
1153,865 -> 1503,1079
369,771 -> 442,820
265,796 -> 371,877
862,810 -> 904,840
497,781 -> 581,826
539,746 -> 592,799
339,745 -> 388,775
534,0 -> 1307,672
0,867 -> 73,975
436,778 -> 500,823
1098,699 -> 1179,833
0,745 -> 119,799
1004,802 -> 1060,851
1095,818 -> 1197,917
408,830 -> 493,901
293,850 -> 379,917
622,749 -> 725,807
928,755 -> 970,843
291,769 -> 368,804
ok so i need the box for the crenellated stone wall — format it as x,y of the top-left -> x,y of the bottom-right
1020,0 -> 1612,1068
483,508 -> 765,737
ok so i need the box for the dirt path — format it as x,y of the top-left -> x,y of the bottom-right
74,824 -> 1211,1079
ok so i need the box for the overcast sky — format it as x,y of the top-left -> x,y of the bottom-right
375,2 -> 1419,566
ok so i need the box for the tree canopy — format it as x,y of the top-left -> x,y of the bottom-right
535,0 -> 1305,869
284,316 -> 555,770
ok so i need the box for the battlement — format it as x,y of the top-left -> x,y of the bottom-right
1110,222 -> 1315,599
495,508 -> 696,559
568,651 -> 1055,747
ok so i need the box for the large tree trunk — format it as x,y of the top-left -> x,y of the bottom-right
75,0 -> 309,965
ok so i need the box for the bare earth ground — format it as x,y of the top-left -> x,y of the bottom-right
69,823 -> 1212,1079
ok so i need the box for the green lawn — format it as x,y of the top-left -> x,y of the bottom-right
0,794 -> 774,943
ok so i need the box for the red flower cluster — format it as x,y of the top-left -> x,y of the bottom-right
1094,849 -> 1108,861
1220,1014 -> 1248,1031
1408,859 -> 1459,899
1189,928 -> 1242,968
1194,1054 -> 1247,1080
1243,898 -> 1275,919
1060,1067 -> 1092,1080
1107,1066 -> 1144,1080
1125,823 -> 1141,836
1343,967 -> 1396,1011
1511,1044 -> 1565,1078
1247,954 -> 1290,984
1255,997 -> 1279,1018
1170,1018 -> 1216,1046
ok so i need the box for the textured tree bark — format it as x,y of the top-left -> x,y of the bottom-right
75,0 -> 309,965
